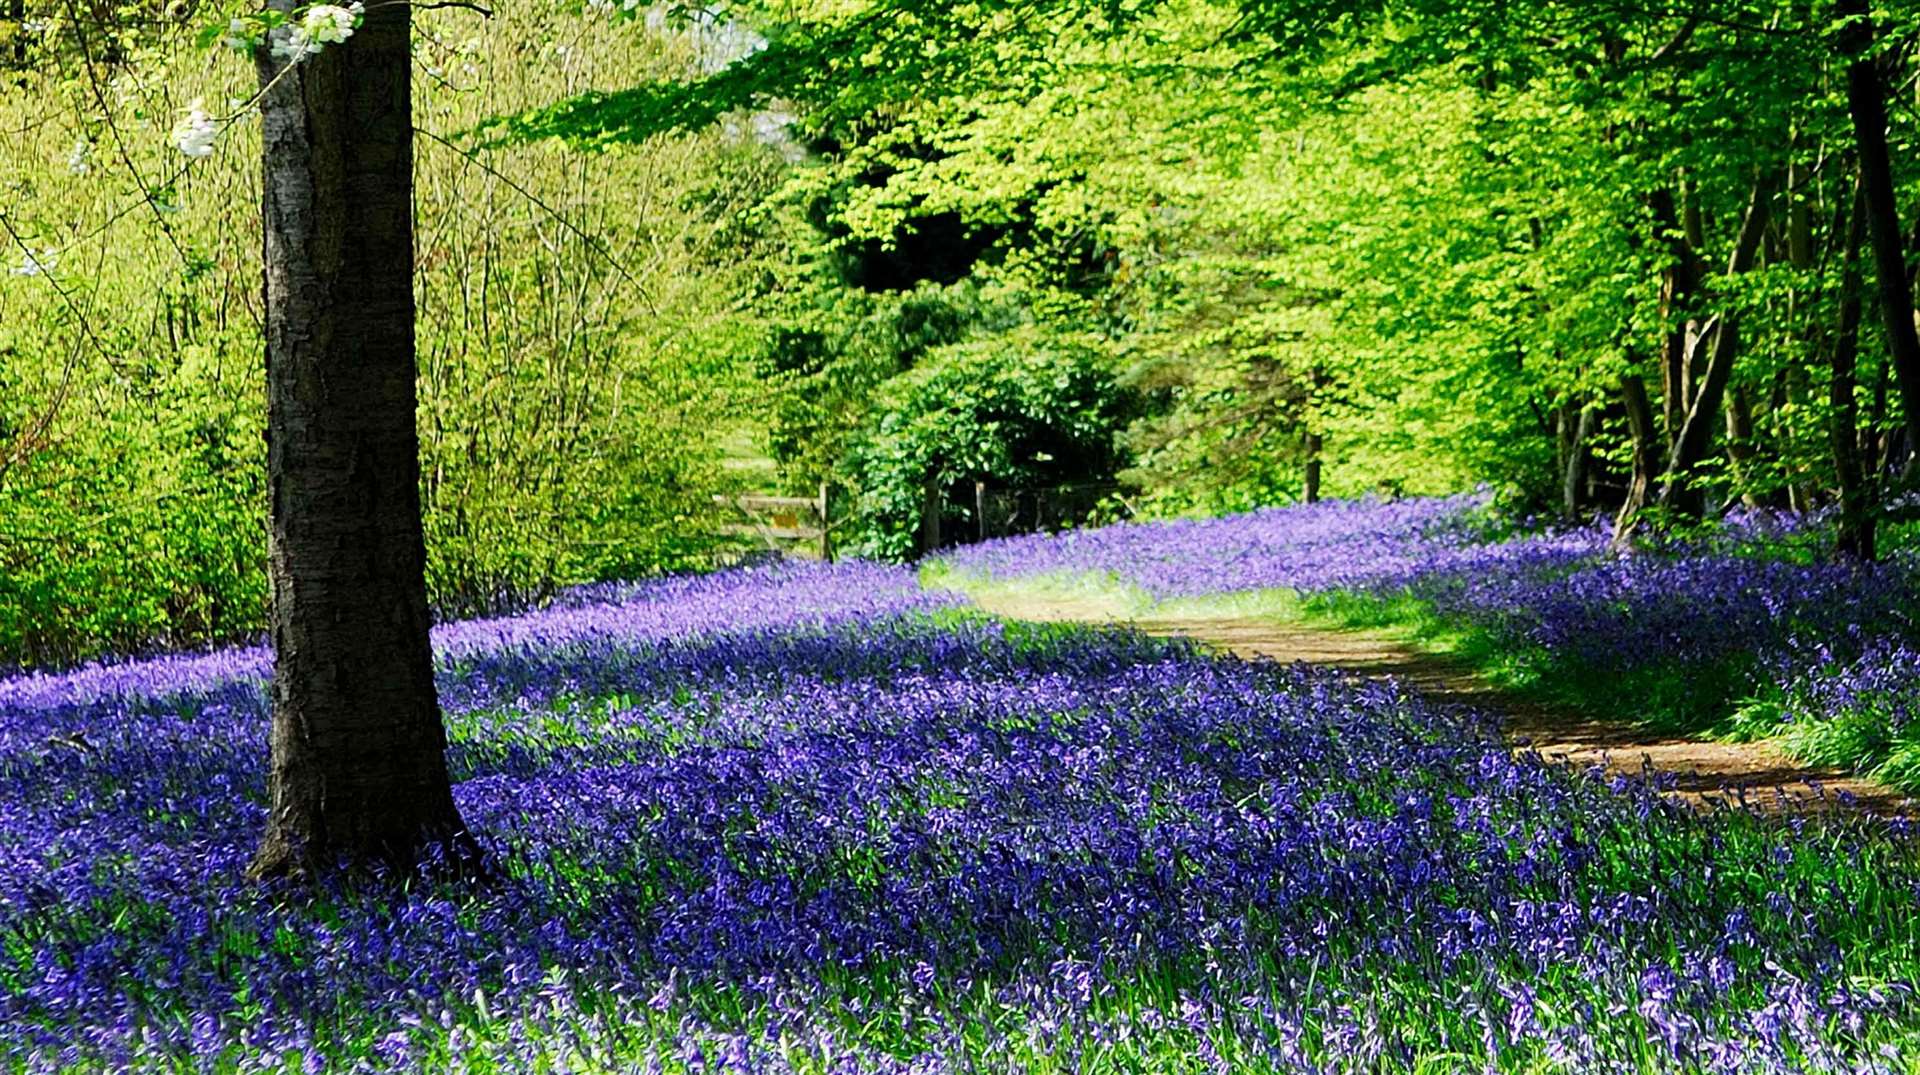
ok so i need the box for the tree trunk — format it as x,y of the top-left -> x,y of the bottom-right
1302,429 -> 1323,504
1657,172 -> 1779,517
1612,372 -> 1661,550
1783,366 -> 1814,512
1681,173 -> 1706,252
1649,189 -> 1703,448
1838,0 -> 1920,466
1769,149 -> 1816,513
1303,366 -> 1327,504
250,0 -> 471,878
1724,383 -> 1760,508
7,0 -> 24,67
920,477 -> 943,553
1554,404 -> 1573,506
1561,404 -> 1593,519
1834,183 -> 1875,560
1658,319 -> 1735,518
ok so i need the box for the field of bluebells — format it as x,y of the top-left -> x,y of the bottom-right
940,494 -> 1920,793
6,558 -> 1920,1072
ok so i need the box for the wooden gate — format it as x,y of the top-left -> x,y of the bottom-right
714,484 -> 834,561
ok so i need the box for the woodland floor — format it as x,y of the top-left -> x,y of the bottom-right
966,589 -> 1918,818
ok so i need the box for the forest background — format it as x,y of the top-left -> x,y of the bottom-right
3,0 -> 1912,668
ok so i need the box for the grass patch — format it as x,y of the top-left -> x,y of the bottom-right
1281,590 -> 1755,737
1732,687 -> 1920,796
920,561 -> 1155,615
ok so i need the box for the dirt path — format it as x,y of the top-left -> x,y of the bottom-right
969,589 -> 1915,817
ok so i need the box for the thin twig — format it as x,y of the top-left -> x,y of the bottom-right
59,0 -> 194,269
0,213 -> 119,366
413,124 -> 641,289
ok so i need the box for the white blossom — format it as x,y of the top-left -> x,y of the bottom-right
65,138 -> 91,175
270,2 -> 362,64
269,27 -> 310,61
170,99 -> 219,158
302,3 -> 360,44
9,249 -> 57,277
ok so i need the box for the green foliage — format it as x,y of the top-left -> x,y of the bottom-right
845,336 -> 1135,559
506,0 -> 1919,542
755,283 -> 990,491
0,348 -> 266,664
0,0 -> 778,665
482,1 -> 1142,147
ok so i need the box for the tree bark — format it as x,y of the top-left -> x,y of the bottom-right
250,0 -> 471,878
1612,371 -> 1661,551
1554,404 -> 1573,505
1657,171 -> 1779,517
1649,188 -> 1704,448
7,0 -> 24,67
1724,382 -> 1759,508
920,477 -> 942,553
1838,0 -> 1920,466
1783,366 -> 1814,512
1302,430 -> 1323,503
1560,404 -> 1593,519
1303,365 -> 1327,503
1834,182 -> 1875,559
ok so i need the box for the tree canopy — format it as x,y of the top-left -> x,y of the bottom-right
486,0 -> 1920,552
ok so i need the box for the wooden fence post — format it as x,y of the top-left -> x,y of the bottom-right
920,478 -> 942,555
818,482 -> 832,562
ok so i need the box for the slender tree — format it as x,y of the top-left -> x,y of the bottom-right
1655,172 -> 1778,517
1302,365 -> 1327,503
1832,182 -> 1874,559
249,0 -> 471,877
1613,371 -> 1661,550
1559,404 -> 1594,519
1837,0 -> 1920,466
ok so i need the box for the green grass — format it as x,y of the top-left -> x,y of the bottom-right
1729,686 -> 1920,795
